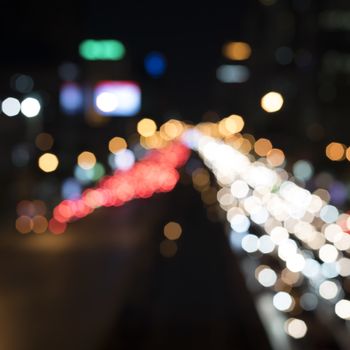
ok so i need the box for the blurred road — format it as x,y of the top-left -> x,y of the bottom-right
0,181 -> 271,350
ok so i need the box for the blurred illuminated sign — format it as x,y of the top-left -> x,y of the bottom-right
79,39 -> 125,61
94,81 -> 141,117
59,83 -> 83,115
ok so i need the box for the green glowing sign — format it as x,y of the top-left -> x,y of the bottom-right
79,39 -> 125,61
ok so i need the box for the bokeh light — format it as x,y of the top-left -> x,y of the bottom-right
21,97 -> 41,118
223,42 -> 252,60
109,137 -> 127,154
163,221 -> 182,240
137,118 -> 157,137
261,92 -> 284,113
284,318 -> 307,339
1,97 -> 21,116
325,142 -> 345,161
77,151 -> 96,170
38,153 -> 59,173
35,133 -> 54,151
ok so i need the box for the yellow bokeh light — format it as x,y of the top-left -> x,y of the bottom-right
254,138 -> 273,156
164,221 -> 182,240
137,118 -> 157,137
140,132 -> 167,149
219,115 -> 245,136
238,138 -> 252,154
266,148 -> 285,167
223,42 -> 252,60
77,151 -> 96,170
326,142 -> 345,161
38,153 -> 59,172
261,91 -> 284,113
108,137 -> 127,154
160,119 -> 184,140
346,147 -> 350,161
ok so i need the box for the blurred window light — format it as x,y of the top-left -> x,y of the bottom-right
1,97 -> 21,116
58,62 -> 79,81
275,47 -> 293,65
62,178 -> 82,199
38,153 -> 59,172
14,74 -> 34,93
160,239 -> 177,258
35,133 -> 54,151
300,293 -> 318,311
261,91 -> 284,113
16,216 -> 33,234
32,215 -> 48,234
222,42 -> 251,61
284,318 -> 307,339
60,83 -> 83,115
94,81 -> 141,116
21,97 -> 41,118
325,142 -> 345,161
144,52 -> 167,77
79,39 -> 125,60
217,65 -> 250,83
137,118 -> 157,137
12,143 -> 31,167
77,151 -> 96,170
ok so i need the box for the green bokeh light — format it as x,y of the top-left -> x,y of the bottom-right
79,40 -> 125,61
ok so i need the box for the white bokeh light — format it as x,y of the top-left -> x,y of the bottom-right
21,97 -> 41,117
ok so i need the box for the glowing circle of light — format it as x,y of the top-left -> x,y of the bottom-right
1,97 -> 21,116
137,118 -> 157,137
320,205 -> 339,223
284,318 -> 307,339
257,267 -> 277,287
21,97 -> 41,118
163,222 -> 182,240
241,233 -> 259,252
109,137 -> 127,154
319,244 -> 338,263
261,91 -> 284,113
78,151 -> 96,170
335,299 -> 350,320
38,153 -> 59,173
231,214 -> 250,233
319,280 -> 338,300
96,92 -> 118,113
144,52 -> 167,77
113,149 -> 135,171
273,291 -> 293,311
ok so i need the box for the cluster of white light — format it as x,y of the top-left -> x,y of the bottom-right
1,96 -> 41,118
183,130 -> 350,323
